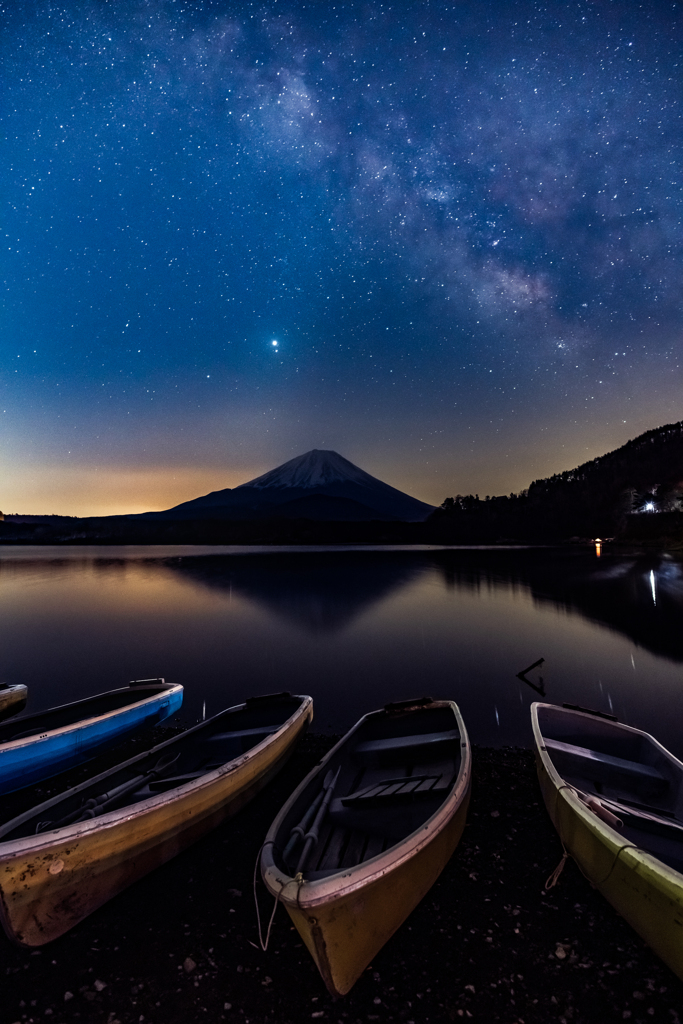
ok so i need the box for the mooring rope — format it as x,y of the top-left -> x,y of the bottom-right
544,781 -> 621,891
543,783 -> 576,891
544,846 -> 569,890
253,844 -> 304,951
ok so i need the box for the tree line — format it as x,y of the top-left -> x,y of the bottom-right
429,420 -> 683,542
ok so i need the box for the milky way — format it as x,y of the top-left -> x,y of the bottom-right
2,1 -> 682,513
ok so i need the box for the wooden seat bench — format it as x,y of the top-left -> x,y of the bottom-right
354,730 -> 460,758
544,738 -> 669,792
341,773 -> 454,806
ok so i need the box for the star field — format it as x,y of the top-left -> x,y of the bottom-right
2,1 -> 682,513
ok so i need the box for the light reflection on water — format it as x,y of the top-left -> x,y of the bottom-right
1,545 -> 682,755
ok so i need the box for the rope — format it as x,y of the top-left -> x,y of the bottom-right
541,782 -> 577,891
253,845 -> 304,952
544,846 -> 569,890
544,781 -> 631,892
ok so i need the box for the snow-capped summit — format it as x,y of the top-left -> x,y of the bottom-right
140,449 -> 436,522
240,450 -> 383,491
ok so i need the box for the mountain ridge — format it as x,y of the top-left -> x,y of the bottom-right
135,449 -> 435,523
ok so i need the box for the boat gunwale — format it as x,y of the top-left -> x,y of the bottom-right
531,700 -> 683,884
0,694 -> 313,856
0,681 -> 183,754
261,699 -> 471,908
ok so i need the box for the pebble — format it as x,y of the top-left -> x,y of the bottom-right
63,992 -> 73,1002
184,957 -> 197,973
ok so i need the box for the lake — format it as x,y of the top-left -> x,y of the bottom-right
1,544 -> 682,755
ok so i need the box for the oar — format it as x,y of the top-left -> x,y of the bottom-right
573,786 -> 683,836
282,789 -> 326,862
36,751 -> 180,833
597,794 -> 683,835
296,766 -> 341,875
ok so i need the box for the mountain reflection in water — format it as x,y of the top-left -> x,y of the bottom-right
1,545 -> 683,752
162,547 -> 683,662
164,553 -> 427,635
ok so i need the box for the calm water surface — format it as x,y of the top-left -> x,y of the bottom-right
1,544 -> 682,755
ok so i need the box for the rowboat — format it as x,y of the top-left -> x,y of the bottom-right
0,684 -> 27,722
0,678 -> 183,795
532,701 -> 683,980
261,697 -> 471,996
0,691 -> 312,947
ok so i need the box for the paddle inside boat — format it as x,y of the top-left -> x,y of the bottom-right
0,678 -> 183,794
532,701 -> 683,980
261,697 -> 471,997
0,691 -> 313,947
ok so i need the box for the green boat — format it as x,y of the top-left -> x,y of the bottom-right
532,701 -> 683,980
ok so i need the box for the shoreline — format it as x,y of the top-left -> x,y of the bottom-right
2,733 -> 682,1024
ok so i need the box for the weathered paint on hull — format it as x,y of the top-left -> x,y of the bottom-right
0,686 -> 27,721
283,786 -> 471,997
534,722 -> 683,981
0,701 -> 311,947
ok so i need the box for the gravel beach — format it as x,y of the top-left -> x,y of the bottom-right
2,731 -> 682,1024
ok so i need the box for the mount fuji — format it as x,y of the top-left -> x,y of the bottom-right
138,450 -> 436,522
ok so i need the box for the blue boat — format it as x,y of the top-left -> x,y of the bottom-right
0,678 -> 183,794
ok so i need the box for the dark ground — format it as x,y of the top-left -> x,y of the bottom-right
2,732 -> 683,1024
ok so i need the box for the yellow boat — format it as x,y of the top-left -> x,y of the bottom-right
261,697 -> 471,997
0,691 -> 312,947
532,701 -> 683,980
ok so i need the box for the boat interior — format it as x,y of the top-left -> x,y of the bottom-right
538,705 -> 683,873
0,693 -> 304,843
274,703 -> 463,881
0,680 -> 173,745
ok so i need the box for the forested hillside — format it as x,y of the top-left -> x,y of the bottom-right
431,420 -> 683,542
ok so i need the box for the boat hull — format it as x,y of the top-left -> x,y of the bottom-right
284,785 -> 470,997
0,696 -> 312,946
262,699 -> 471,996
532,702 -> 683,981
0,681 -> 183,794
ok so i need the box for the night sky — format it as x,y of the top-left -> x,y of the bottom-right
2,1 -> 682,515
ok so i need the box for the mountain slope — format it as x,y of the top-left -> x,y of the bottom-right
138,450 -> 435,522
242,449 -> 374,490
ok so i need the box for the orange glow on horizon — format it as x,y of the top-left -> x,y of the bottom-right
0,465 -> 262,517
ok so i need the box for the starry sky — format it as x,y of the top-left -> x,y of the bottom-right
2,0 -> 683,515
